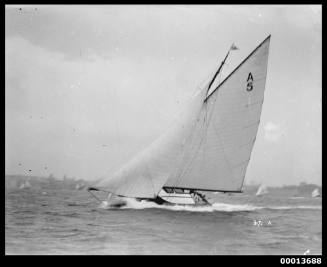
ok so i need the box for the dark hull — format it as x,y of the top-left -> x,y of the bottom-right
143,196 -> 211,207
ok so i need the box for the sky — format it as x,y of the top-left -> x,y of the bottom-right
5,5 -> 321,186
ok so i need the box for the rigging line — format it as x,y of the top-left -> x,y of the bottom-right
169,89 -> 208,186
204,87 -> 220,135
197,62 -> 223,175
201,112 -> 208,173
177,88 -> 217,184
168,132 -> 192,185
177,131 -> 205,186
202,97 -> 210,173
144,165 -> 157,197
170,97 -> 204,179
174,109 -> 208,186
175,86 -> 220,186
87,189 -> 104,203
166,114 -> 196,183
172,123 -> 200,186
169,83 -> 215,187
112,86 -> 120,144
198,89 -> 220,175
212,122 -> 235,182
201,84 -> 219,172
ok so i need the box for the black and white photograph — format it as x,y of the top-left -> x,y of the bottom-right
5,4 -> 322,255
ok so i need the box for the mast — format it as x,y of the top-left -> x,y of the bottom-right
206,51 -> 230,96
206,43 -> 237,96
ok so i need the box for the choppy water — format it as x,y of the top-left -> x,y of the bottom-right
5,185 -> 322,255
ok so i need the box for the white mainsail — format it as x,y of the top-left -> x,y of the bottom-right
96,36 -> 271,198
165,37 -> 270,191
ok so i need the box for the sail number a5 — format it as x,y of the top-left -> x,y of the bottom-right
246,72 -> 254,92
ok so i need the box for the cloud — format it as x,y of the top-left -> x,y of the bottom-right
5,35 -> 207,179
5,6 -> 321,186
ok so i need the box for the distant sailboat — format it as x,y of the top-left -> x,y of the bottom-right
76,183 -> 86,190
19,180 -> 31,189
311,188 -> 321,198
19,183 -> 25,190
88,35 -> 271,207
256,184 -> 268,196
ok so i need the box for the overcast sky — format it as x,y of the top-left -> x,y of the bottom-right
5,5 -> 321,186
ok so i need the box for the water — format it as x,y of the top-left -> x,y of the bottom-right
5,185 -> 322,255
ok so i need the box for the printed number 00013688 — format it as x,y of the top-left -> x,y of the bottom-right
280,258 -> 321,264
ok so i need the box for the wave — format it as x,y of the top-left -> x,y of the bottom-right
99,199 -> 261,212
98,198 -> 322,212
266,205 -> 321,210
66,202 -> 92,207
